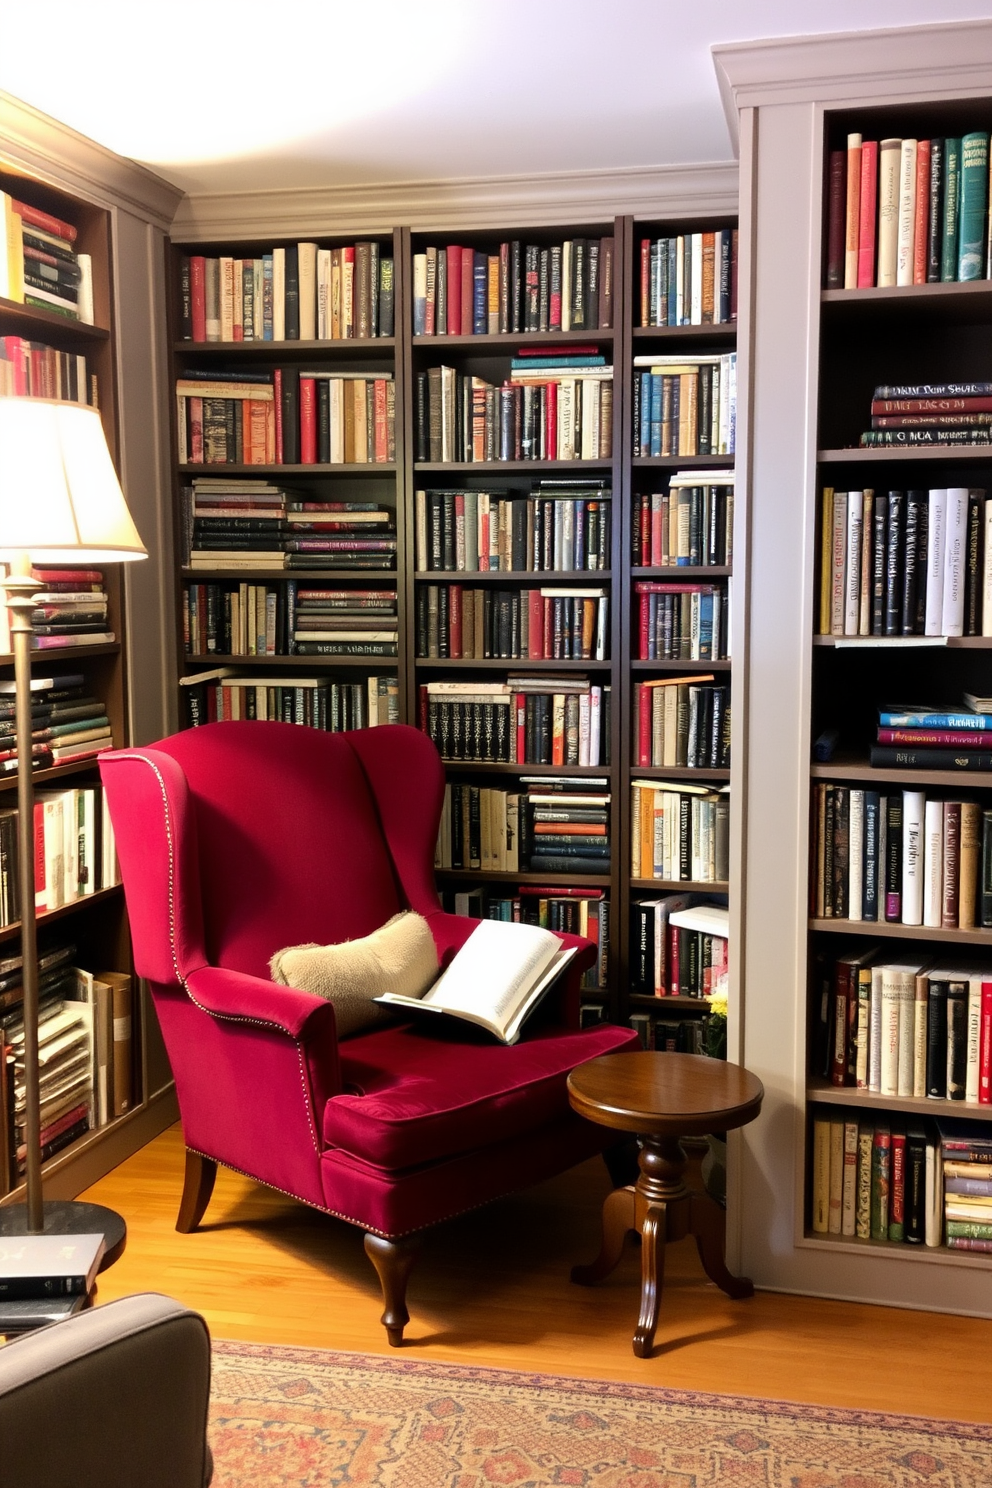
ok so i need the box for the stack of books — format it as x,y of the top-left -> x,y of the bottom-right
871,700 -> 992,773
184,479 -> 397,572
638,228 -> 738,326
632,471 -> 734,568
0,1233 -> 105,1333
33,785 -> 119,913
0,191 -> 92,322
630,899 -> 729,1000
826,130 -> 991,289
179,241 -> 394,342
292,586 -> 397,657
0,673 -> 112,775
416,585 -> 608,661
181,667 -> 399,731
811,949 -> 992,1102
810,780 -> 990,926
524,777 -> 610,875
941,1120 -> 992,1253
419,677 -> 610,766
630,779 -> 730,884
415,481 -> 611,572
633,675 -> 730,769
30,569 -> 113,650
413,237 -> 614,335
635,580 -> 729,660
184,582 -> 285,656
633,1016 -> 707,1054
859,383 -> 992,448
0,337 -> 92,403
414,359 -> 613,463
811,1115 -> 940,1245
633,353 -> 737,458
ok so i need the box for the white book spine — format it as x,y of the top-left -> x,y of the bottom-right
877,139 -> 902,287
869,966 -> 884,1093
880,972 -> 901,1095
589,686 -> 601,767
896,139 -> 918,286
983,499 -> 992,636
925,489 -> 947,634
578,692 -> 590,767
414,489 -> 427,570
844,490 -> 863,635
272,248 -> 285,341
922,798 -> 944,927
842,1120 -> 859,1235
690,232 -> 703,324
966,976 -> 983,1103
925,1141 -> 943,1246
941,487 -> 968,636
76,253 -> 94,325
848,790 -> 864,920
897,974 -> 915,1097
901,790 -> 924,926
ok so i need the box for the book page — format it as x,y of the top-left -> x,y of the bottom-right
424,920 -> 562,1027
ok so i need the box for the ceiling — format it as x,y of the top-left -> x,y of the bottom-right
2,0 -> 991,196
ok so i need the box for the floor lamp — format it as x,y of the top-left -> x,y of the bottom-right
0,396 -> 146,1252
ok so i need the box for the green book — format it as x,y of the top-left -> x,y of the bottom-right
870,1125 -> 891,1241
941,137 -> 962,282
958,131 -> 990,280
946,1219 -> 992,1239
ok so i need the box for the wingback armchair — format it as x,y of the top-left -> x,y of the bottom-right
100,722 -> 637,1343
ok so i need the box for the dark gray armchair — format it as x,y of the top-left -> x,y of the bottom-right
0,1293 -> 212,1488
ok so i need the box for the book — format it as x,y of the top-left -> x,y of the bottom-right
0,1232 -> 105,1298
374,919 -> 577,1044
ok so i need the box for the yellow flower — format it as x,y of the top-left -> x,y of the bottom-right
706,991 -> 729,1020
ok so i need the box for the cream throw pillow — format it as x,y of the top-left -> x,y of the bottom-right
269,911 -> 439,1037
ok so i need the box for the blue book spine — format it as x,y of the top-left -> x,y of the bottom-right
863,791 -> 880,921
650,374 -> 662,458
509,356 -> 605,370
262,255 -> 273,340
473,252 -> 487,334
573,501 -> 586,572
658,239 -> 669,326
879,711 -> 992,729
648,592 -> 657,660
699,591 -> 714,659
639,372 -> 651,457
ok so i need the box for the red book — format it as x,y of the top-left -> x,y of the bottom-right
517,885 -> 603,898
913,139 -> 930,285
638,594 -> 650,659
890,1132 -> 906,1233
831,964 -> 850,1086
825,149 -> 846,288
373,379 -> 388,463
545,381 -> 557,460
637,683 -> 651,766
873,396 -> 992,414
299,377 -> 317,464
189,257 -> 206,342
446,246 -> 462,336
980,982 -> 992,1104
857,141 -> 879,287
31,568 -> 103,583
527,589 -> 543,659
879,727 -> 992,747
668,924 -> 680,997
273,368 -> 283,464
189,397 -> 203,464
2,337 -> 26,395
514,692 -> 526,764
418,684 -> 428,732
460,250 -> 473,336
449,584 -> 462,658
479,503 -> 491,571
516,344 -> 602,357
33,801 -> 46,910
11,198 -> 77,243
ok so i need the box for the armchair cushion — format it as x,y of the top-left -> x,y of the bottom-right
270,910 -> 439,1038
324,1018 -> 641,1170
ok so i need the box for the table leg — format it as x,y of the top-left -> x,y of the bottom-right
689,1191 -> 754,1299
571,1184 -> 637,1285
633,1201 -> 666,1357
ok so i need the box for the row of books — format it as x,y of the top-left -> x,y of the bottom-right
810,1115 -> 936,1245
0,191 -> 93,322
414,483 -> 611,573
633,679 -> 730,771
179,242 -> 394,342
635,581 -> 729,662
826,131 -> 991,290
0,786 -> 119,927
182,481 -> 397,572
631,474 -> 734,569
413,361 -> 613,463
632,354 -> 737,458
859,380 -> 992,447
441,886 -> 609,991
435,778 -> 610,876
175,372 -> 396,467
939,1124 -> 992,1251
0,338 -> 93,404
638,229 -> 738,327
629,1014 -> 711,1053
811,783 -> 991,928
0,946 -> 133,1195
630,898 -> 729,999
416,586 -> 608,662
0,673 -> 112,776
630,779 -> 731,884
870,701 -> 992,773
413,239 -> 614,336
184,584 -> 399,659
418,679 -> 610,767
181,668 -> 399,730
819,484 -> 992,638
813,950 -> 992,1103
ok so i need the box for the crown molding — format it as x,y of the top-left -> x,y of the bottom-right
713,19 -> 992,151
169,160 -> 740,242
0,90 -> 183,229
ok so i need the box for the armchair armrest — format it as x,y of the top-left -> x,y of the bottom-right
185,964 -> 334,1040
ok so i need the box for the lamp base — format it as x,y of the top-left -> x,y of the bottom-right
0,1200 -> 127,1271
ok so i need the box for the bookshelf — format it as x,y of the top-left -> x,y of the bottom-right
0,117 -> 184,1206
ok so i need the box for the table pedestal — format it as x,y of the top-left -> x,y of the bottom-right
572,1133 -> 753,1357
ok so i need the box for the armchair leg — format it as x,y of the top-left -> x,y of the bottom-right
364,1232 -> 420,1347
176,1150 -> 217,1234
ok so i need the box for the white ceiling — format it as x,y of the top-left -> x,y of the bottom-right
2,0 -> 991,196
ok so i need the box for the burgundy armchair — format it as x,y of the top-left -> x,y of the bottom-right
100,722 -> 636,1344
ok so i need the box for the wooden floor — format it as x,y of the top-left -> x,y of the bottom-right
81,1122 -> 992,1422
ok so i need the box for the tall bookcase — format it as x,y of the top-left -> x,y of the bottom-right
718,18 -> 992,1314
0,100 -> 183,1205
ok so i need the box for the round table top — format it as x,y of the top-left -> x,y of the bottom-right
567,1051 -> 764,1137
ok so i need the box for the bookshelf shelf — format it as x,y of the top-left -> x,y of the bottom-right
632,323 -> 737,342
413,657 -> 611,671
436,761 -> 611,777
631,766 -> 731,782
628,992 -> 712,1009
185,653 -> 398,669
415,570 -> 612,583
632,455 -> 736,469
413,460 -> 612,474
810,757 -> 992,788
412,329 -> 614,349
0,295 -> 110,345
818,447 -> 992,464
435,868 -> 611,887
807,1077 -> 992,1120
801,1232 -> 990,1270
810,917 -> 992,945
821,279 -> 992,323
174,338 -> 396,358
812,635 -> 992,649
0,757 -> 114,795
630,878 -> 729,893
632,566 -> 732,579
0,884 -> 124,946
182,568 -> 397,582
630,658 -> 731,672
0,643 -> 121,663
178,463 -> 397,477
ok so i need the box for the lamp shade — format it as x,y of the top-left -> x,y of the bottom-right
0,396 -> 147,562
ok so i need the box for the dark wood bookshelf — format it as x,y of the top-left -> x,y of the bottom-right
185,653 -> 398,669
632,566 -> 732,579
182,568 -> 397,582
436,761 -> 611,778
174,338 -> 395,357
413,460 -> 613,474
0,757 -> 115,795
415,570 -> 612,583
811,757 -> 992,789
0,884 -> 124,946
0,643 -> 121,663
178,463 -> 397,477
630,658 -> 731,672
632,766 -> 731,782
632,323 -> 737,342
630,878 -> 729,893
632,454 -> 737,469
629,992 -> 712,1009
413,657 -> 611,671
0,295 -> 110,345
412,329 -> 615,349
435,869 -> 611,887
810,917 -> 992,946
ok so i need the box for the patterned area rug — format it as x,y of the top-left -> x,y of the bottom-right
209,1341 -> 992,1487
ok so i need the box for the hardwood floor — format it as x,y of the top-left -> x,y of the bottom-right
81,1122 -> 992,1422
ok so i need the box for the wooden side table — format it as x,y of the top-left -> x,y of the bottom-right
567,1050 -> 763,1358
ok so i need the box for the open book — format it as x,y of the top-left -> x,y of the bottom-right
374,919 -> 576,1044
